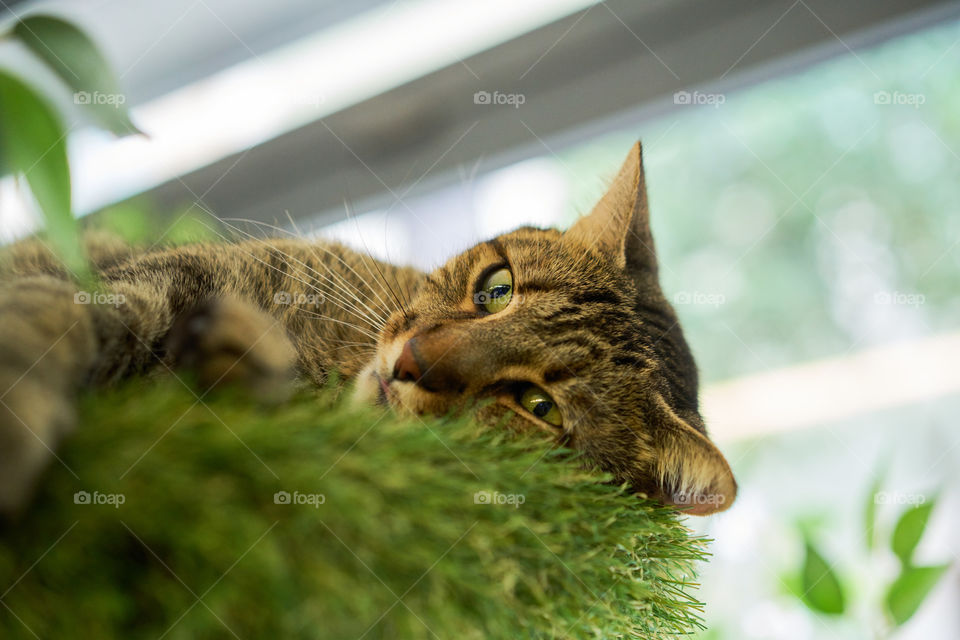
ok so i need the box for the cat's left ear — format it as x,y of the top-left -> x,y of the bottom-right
565,141 -> 658,277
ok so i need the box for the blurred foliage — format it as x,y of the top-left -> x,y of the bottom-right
864,469 -> 884,552
0,12 -> 139,275
559,19 -> 960,382
0,70 -> 79,269
885,564 -> 950,627
91,199 -> 222,246
11,15 -> 141,136
780,483 -> 949,636
799,540 -> 846,615
890,499 -> 935,565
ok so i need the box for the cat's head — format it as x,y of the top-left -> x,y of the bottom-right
354,142 -> 736,515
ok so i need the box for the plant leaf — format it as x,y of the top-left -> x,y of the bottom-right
891,498 -> 935,565
13,14 -> 141,136
0,70 -> 83,271
885,564 -> 950,626
864,472 -> 883,552
800,540 -> 845,615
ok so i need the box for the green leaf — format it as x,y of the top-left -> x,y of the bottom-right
800,541 -> 845,615
864,472 -> 883,552
778,570 -> 803,601
0,70 -> 84,271
13,14 -> 141,136
891,498 -> 935,565
885,564 -> 950,626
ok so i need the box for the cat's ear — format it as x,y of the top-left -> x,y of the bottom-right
642,396 -> 737,515
565,141 -> 658,276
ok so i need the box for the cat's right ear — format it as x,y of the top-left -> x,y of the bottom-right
640,395 -> 737,515
564,142 -> 658,277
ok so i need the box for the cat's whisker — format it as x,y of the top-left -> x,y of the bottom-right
300,340 -> 377,355
288,308 -> 381,341
339,200 -> 411,320
266,246 -> 389,325
227,212 -> 408,328
305,241 -> 397,320
229,216 -> 397,322
274,211 -> 400,321
211,219 -> 390,329
313,231 -> 407,321
356,250 -> 408,319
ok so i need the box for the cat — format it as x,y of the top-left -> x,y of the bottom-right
0,142 -> 736,516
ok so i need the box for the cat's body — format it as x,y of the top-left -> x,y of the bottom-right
0,143 -> 736,516
0,233 -> 422,386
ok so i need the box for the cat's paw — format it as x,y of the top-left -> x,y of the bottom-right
166,296 -> 297,403
0,377 -> 75,516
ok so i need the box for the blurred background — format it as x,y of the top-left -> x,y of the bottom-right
1,1 -> 958,638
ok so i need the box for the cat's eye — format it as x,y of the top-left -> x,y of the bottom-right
520,386 -> 562,427
476,267 -> 513,314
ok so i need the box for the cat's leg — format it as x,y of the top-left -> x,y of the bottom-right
164,295 -> 297,403
0,269 -> 198,513
0,276 -> 297,513
0,276 -> 132,513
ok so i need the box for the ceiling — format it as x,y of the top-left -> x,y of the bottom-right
4,0 -> 958,225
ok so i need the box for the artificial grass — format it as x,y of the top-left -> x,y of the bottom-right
0,378 -> 709,639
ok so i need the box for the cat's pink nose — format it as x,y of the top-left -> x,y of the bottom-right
393,339 -> 422,383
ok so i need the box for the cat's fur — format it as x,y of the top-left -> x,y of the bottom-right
0,143 -> 736,515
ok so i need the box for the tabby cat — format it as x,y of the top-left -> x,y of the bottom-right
0,143 -> 736,515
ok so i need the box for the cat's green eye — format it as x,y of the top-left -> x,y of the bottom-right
520,386 -> 562,427
476,267 -> 513,313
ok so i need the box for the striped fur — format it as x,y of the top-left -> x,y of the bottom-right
0,143 -> 735,515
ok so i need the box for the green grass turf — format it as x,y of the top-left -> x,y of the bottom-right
0,378 -> 709,639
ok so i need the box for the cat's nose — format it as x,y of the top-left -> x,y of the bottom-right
392,331 -> 473,394
393,339 -> 422,383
